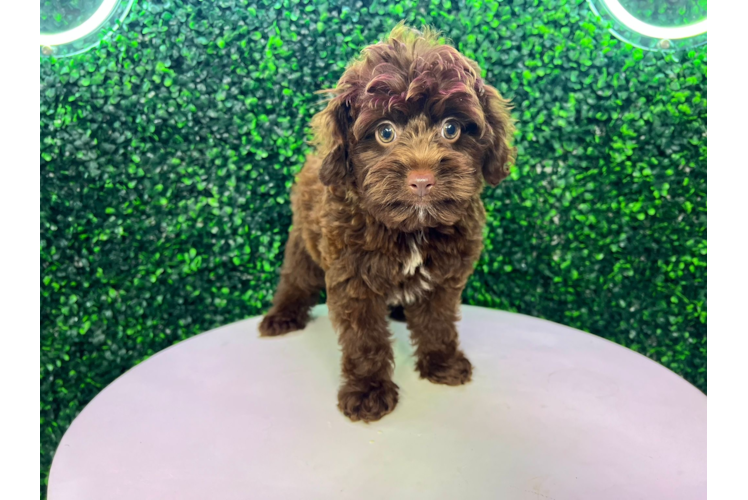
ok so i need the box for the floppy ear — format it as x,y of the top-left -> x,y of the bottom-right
480,85 -> 517,187
312,96 -> 352,186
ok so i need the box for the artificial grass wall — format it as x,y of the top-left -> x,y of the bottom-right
40,0 -> 707,494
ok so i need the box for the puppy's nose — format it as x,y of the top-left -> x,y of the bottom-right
407,170 -> 436,197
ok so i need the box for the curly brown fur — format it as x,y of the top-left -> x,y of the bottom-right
259,24 -> 516,422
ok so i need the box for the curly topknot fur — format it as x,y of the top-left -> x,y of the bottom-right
259,24 -> 516,422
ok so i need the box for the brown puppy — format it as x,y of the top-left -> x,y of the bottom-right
259,25 -> 516,423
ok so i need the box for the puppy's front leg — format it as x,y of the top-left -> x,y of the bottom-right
405,285 -> 473,386
327,277 -> 398,423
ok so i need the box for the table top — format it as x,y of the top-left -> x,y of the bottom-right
48,305 -> 705,500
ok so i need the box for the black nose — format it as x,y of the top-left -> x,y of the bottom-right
407,171 -> 436,197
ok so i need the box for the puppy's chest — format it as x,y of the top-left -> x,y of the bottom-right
387,232 -> 433,306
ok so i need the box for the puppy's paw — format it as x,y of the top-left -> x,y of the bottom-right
338,378 -> 399,423
258,308 -> 308,337
417,350 -> 473,386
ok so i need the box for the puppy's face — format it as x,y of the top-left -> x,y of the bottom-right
353,113 -> 484,231
312,28 -> 516,231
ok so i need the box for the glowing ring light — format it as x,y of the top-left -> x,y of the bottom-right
40,0 -> 135,57
602,0 -> 748,40
40,0 -> 119,46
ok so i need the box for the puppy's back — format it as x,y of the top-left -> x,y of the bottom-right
291,155 -> 324,219
290,155 -> 327,266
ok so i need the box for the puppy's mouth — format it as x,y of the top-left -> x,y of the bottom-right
360,195 -> 466,231
410,197 -> 458,210
408,198 -> 462,225
412,198 -> 433,208
389,196 -> 434,213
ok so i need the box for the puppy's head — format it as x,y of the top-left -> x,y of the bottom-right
311,24 -> 516,231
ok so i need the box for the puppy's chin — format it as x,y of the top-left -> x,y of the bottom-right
365,199 -> 468,232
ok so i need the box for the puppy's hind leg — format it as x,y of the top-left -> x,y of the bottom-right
259,230 -> 325,337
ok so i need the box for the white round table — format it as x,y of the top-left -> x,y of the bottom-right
48,305 -> 706,500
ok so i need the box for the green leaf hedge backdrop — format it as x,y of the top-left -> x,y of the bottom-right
40,0 -> 707,494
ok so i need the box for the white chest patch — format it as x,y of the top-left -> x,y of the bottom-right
388,232 -> 432,306
402,237 -> 423,276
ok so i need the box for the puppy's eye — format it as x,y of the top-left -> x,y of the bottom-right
377,124 -> 396,144
442,121 -> 460,141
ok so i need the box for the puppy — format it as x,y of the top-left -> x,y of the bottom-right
259,25 -> 516,422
